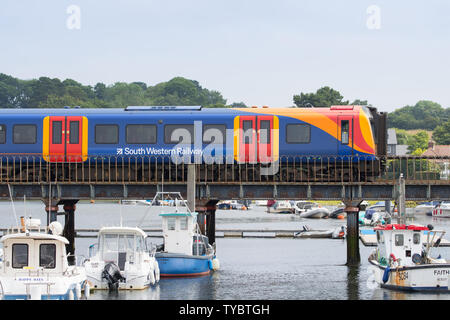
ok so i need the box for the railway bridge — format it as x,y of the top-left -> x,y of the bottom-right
0,155 -> 449,265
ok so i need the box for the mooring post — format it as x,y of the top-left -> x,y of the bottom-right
187,163 -> 205,234
44,200 -> 59,226
62,200 -> 78,266
206,205 -> 217,245
344,200 -> 362,266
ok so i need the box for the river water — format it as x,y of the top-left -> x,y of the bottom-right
1,200 -> 450,300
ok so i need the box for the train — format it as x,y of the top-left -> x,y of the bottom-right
0,105 -> 387,181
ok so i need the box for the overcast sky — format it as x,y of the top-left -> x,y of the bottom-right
1,0 -> 449,112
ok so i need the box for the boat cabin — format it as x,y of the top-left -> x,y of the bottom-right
374,224 -> 428,266
160,212 -> 202,256
96,227 -> 148,271
0,222 -> 70,276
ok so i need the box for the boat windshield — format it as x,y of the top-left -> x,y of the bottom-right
100,233 -> 145,264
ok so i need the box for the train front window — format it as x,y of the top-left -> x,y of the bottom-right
95,125 -> 119,144
126,124 -> 157,144
0,125 -> 5,144
13,125 -> 37,144
341,120 -> 349,145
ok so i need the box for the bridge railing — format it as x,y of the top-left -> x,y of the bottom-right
0,155 -> 448,184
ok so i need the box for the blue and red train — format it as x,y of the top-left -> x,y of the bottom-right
0,105 -> 387,179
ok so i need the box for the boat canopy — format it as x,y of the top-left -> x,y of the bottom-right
0,232 -> 69,244
374,224 -> 429,231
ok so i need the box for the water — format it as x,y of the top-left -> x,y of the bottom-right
1,200 -> 450,300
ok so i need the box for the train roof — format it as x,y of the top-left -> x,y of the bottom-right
0,105 -> 365,115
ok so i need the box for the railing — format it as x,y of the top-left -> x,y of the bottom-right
0,155 -> 448,184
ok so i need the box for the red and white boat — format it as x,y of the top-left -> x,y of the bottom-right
368,224 -> 450,292
432,202 -> 450,218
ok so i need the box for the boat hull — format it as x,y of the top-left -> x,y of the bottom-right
432,208 -> 450,218
156,252 -> 213,277
369,260 -> 450,292
298,208 -> 329,219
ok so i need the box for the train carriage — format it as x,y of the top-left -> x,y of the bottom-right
0,105 -> 387,182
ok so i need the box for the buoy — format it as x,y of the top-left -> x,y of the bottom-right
90,200 -> 95,203
337,214 -> 345,219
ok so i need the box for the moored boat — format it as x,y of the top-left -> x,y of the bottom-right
83,226 -> 160,290
153,192 -> 219,277
415,201 -> 440,216
432,202 -> 450,218
267,200 -> 295,214
368,223 -> 450,292
0,218 -> 89,300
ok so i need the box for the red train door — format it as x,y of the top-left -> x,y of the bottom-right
44,116 -> 86,162
257,116 -> 273,163
239,116 -> 257,163
338,116 -> 353,155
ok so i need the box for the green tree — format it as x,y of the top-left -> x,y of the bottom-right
407,131 -> 429,154
388,100 -> 445,130
432,121 -> 450,145
293,86 -> 349,108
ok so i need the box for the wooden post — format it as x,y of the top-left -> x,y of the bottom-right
63,200 -> 78,266
344,199 -> 362,266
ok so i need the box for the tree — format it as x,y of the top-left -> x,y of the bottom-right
407,131 -> 429,154
388,100 -> 445,130
432,121 -> 450,145
293,86 -> 349,108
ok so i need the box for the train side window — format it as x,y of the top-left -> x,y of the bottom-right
341,120 -> 349,145
0,125 -> 5,144
95,124 -> 119,144
69,121 -> 79,144
242,120 -> 253,144
164,124 -> 194,144
52,121 -> 62,144
12,243 -> 28,268
39,244 -> 56,269
126,124 -> 157,144
13,124 -> 37,144
203,124 -> 226,144
286,124 -> 310,144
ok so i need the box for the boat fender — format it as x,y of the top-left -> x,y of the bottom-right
382,267 -> 391,284
154,260 -> 160,282
212,258 -> 220,271
149,270 -> 156,285
75,283 -> 81,300
68,289 -> 74,300
208,259 -> 213,270
84,281 -> 90,299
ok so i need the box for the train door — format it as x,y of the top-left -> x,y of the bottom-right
338,116 -> 353,155
239,116 -> 257,163
236,115 -> 278,163
43,116 -> 87,162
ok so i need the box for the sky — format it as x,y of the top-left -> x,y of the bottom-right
0,0 -> 449,113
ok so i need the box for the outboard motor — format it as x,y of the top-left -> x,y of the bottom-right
102,262 -> 125,291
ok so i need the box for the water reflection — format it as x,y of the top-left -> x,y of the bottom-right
346,266 -> 360,300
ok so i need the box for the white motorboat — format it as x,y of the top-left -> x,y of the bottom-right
120,200 -> 151,206
83,226 -> 160,290
414,201 -> 440,216
267,200 -> 295,214
255,200 -> 268,206
295,202 -> 330,218
294,225 -> 346,239
0,218 -> 89,300
368,223 -> 450,291
432,201 -> 450,218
